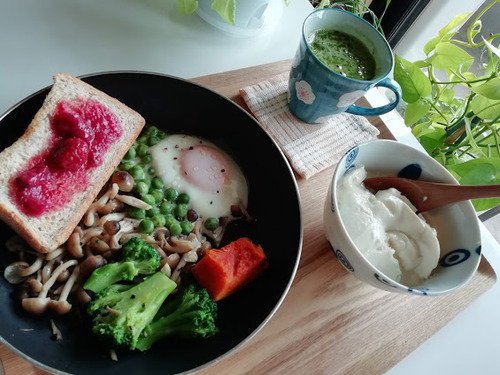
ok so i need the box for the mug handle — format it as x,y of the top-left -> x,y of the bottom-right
345,77 -> 402,117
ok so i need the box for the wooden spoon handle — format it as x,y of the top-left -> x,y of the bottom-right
363,177 -> 500,213
420,183 -> 500,212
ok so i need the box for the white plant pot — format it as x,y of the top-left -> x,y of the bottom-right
195,0 -> 284,36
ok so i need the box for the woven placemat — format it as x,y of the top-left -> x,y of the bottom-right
239,72 -> 379,179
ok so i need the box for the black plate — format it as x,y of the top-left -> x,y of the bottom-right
0,72 -> 302,375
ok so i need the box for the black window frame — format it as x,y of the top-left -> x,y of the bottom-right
368,0 -> 431,47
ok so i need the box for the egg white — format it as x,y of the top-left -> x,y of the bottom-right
149,134 -> 248,220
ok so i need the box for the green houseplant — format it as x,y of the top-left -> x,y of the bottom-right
393,0 -> 500,211
177,0 -> 289,26
312,0 -> 391,35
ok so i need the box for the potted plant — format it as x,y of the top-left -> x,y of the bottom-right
176,0 -> 289,26
393,0 -> 500,211
311,0 -> 391,35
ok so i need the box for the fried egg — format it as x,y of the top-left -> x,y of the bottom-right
149,134 -> 248,220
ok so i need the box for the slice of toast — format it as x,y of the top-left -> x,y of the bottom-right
0,73 -> 145,253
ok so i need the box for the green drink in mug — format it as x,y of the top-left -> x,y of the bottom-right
288,9 -> 402,124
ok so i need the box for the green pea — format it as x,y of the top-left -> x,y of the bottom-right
139,219 -> 155,234
174,203 -> 188,218
169,222 -> 182,236
151,177 -> 164,190
136,135 -> 148,144
164,187 -> 179,202
128,207 -> 146,220
148,136 -> 160,146
164,214 -> 178,228
204,217 -> 219,231
142,154 -> 153,164
139,179 -> 151,189
119,161 -> 135,171
148,167 -> 156,175
123,147 -> 136,160
159,201 -> 173,215
142,194 -> 156,207
180,220 -> 194,235
137,143 -> 149,157
133,181 -> 149,196
129,165 -> 144,180
146,207 -> 160,217
151,214 -> 166,227
177,193 -> 190,204
145,125 -> 158,137
151,189 -> 163,204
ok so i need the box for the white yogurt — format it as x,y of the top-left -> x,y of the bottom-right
337,165 -> 440,285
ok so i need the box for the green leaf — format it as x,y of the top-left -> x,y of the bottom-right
414,60 -> 430,68
439,13 -> 471,37
394,55 -> 432,103
471,77 -> 500,100
482,37 -> 500,58
211,0 -> 236,25
177,0 -> 198,14
446,158 -> 499,182
439,87 -> 456,104
447,159 -> 500,211
423,13 -> 471,55
412,121 -> 446,154
429,42 -> 474,70
470,95 -> 500,120
424,32 -> 452,56
478,133 -> 500,159
418,134 -> 447,155
404,99 -> 431,126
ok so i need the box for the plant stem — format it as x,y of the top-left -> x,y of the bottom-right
430,76 -> 492,85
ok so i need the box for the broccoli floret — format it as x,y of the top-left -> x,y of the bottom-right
135,275 -> 219,352
84,237 -> 161,293
88,271 -> 177,350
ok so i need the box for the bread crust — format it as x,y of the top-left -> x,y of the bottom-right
0,73 -> 145,253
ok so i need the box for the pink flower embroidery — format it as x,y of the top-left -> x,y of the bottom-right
295,80 -> 315,105
336,90 -> 365,108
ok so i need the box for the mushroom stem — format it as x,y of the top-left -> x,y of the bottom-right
59,265 -> 80,302
39,260 -> 78,299
18,256 -> 44,278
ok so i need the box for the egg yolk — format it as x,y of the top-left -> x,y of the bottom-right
180,145 -> 232,192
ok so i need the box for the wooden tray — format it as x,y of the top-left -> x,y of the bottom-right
0,61 -> 496,375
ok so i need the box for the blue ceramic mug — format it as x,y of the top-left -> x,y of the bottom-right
288,8 -> 402,124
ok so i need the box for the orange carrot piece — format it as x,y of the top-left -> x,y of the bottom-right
191,237 -> 267,301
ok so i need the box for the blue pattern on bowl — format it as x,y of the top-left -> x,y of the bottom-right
397,163 -> 422,179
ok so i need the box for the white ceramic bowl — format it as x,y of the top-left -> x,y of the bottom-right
323,139 -> 482,295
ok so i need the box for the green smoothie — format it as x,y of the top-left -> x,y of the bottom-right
308,29 -> 376,81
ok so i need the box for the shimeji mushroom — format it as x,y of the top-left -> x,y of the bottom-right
163,234 -> 202,254
170,249 -> 199,284
4,261 -> 30,284
21,259 -> 78,315
4,254 -> 44,284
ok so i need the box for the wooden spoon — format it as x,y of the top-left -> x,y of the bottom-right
363,176 -> 500,213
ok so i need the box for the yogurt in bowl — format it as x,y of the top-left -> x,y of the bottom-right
337,164 -> 440,286
323,139 -> 482,295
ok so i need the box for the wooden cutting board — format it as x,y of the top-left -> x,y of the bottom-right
0,60 -> 496,375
